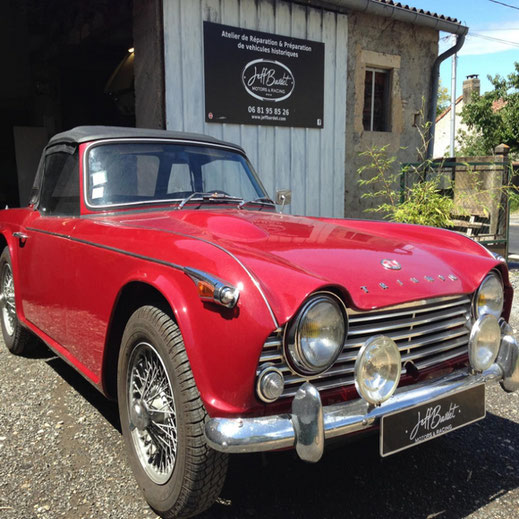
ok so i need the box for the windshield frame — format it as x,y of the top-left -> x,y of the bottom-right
82,138 -> 269,211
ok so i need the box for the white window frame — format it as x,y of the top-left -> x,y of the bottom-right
364,67 -> 390,132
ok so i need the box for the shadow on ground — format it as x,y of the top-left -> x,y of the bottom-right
42,345 -> 121,433
200,412 -> 518,519
40,348 -> 518,519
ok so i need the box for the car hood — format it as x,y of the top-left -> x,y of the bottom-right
103,209 -> 500,323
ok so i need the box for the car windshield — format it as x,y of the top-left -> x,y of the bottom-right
85,142 -> 267,209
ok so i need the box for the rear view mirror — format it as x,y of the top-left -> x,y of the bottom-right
275,189 -> 292,213
275,189 -> 291,214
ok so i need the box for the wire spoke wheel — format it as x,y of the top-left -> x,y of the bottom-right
118,306 -> 228,517
1,262 -> 16,337
0,246 -> 35,355
128,342 -> 178,485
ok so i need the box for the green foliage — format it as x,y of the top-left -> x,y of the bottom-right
357,144 -> 517,229
358,97 -> 517,228
456,129 -> 489,157
357,145 -> 400,209
357,145 -> 454,228
437,79 -> 450,117
459,62 -> 519,156
392,179 -> 454,227
509,190 -> 519,213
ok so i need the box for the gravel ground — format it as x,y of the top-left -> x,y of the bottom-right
1,274 -> 519,519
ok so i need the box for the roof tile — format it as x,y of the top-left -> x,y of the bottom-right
374,0 -> 460,24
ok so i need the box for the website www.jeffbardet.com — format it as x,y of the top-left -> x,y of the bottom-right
250,114 -> 287,122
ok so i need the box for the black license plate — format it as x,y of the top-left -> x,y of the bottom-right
380,384 -> 486,457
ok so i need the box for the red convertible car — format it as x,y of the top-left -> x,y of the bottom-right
1,126 -> 518,518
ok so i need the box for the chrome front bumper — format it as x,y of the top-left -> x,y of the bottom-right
205,332 -> 519,463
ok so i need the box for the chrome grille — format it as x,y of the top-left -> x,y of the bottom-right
257,295 -> 472,398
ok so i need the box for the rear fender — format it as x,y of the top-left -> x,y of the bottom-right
0,225 -> 28,323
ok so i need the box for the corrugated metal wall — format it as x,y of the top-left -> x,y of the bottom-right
163,0 -> 347,217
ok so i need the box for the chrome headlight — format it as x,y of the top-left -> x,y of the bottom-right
469,314 -> 501,372
285,293 -> 347,376
354,335 -> 401,405
475,271 -> 504,318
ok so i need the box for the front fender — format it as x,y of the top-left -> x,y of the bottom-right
106,263 -> 275,418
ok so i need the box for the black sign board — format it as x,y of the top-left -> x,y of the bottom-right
203,22 -> 324,128
380,384 -> 486,457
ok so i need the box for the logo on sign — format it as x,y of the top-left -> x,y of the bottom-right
242,59 -> 295,102
381,259 -> 401,270
409,402 -> 460,442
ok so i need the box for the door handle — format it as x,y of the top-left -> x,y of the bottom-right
13,232 -> 29,240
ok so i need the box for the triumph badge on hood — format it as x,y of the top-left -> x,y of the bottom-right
381,259 -> 402,270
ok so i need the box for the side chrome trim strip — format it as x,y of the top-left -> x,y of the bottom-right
26,227 -> 186,272
26,225 -> 279,328
91,220 -> 279,328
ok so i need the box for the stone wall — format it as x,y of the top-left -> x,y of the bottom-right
345,12 -> 438,218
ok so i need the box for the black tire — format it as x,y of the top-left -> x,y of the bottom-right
117,305 -> 228,518
0,246 -> 35,355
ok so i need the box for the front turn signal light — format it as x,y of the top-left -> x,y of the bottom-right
185,267 -> 240,309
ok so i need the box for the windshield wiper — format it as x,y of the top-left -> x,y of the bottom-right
237,197 -> 276,210
177,192 -> 243,210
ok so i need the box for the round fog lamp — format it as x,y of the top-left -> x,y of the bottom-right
257,366 -> 285,403
354,335 -> 401,405
469,314 -> 501,372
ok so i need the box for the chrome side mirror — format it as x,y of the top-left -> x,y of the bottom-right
275,189 -> 292,213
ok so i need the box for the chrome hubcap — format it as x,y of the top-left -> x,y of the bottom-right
130,400 -> 151,431
1,263 -> 16,337
127,342 -> 177,484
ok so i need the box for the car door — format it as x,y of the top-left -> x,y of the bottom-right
16,144 -> 79,348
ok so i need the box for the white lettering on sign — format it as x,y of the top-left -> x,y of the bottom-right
242,59 -> 295,102
409,402 -> 460,442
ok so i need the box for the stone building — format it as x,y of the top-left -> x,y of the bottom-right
1,0 -> 467,219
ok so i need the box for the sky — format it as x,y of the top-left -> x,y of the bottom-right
407,0 -> 519,96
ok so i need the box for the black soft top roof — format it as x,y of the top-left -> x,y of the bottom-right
47,125 -> 244,152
